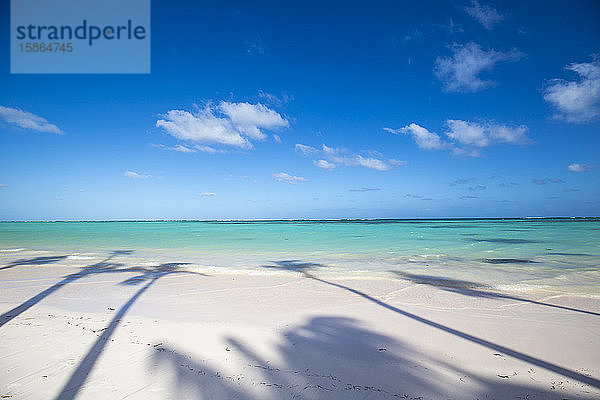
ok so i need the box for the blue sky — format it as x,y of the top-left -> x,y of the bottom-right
1,0 -> 599,220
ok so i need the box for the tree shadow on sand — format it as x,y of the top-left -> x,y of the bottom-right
390,270 -> 600,317
0,254 -> 70,271
151,316 -> 566,399
1,250 -> 210,400
55,262 -> 208,400
254,260 -> 600,390
0,250 -> 136,328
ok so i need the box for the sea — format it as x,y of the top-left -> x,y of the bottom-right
1,218 -> 599,296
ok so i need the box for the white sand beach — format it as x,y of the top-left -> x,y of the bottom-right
1,251 -> 599,399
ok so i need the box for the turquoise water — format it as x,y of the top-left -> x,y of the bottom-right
1,219 -> 599,295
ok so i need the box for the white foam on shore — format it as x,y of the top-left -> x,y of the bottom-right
66,255 -> 95,260
0,248 -> 26,252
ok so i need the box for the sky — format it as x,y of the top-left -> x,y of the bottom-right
0,0 -> 599,220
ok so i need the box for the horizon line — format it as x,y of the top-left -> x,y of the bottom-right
1,216 -> 599,223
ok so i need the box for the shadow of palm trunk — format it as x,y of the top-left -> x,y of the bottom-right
0,251 -> 132,328
302,272 -> 600,389
54,277 -> 156,400
0,274 -> 81,328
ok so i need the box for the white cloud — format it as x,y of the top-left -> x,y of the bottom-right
156,108 -> 250,148
297,143 -> 403,171
152,143 -> 197,153
272,172 -> 307,184
568,163 -> 594,172
171,144 -> 196,153
273,134 -> 282,143
124,171 -> 151,179
195,145 -> 220,153
388,119 -> 530,156
200,192 -> 216,197
388,159 -> 408,167
352,155 -> 391,171
543,59 -> 600,122
0,105 -> 63,134
464,1 -> 504,30
389,124 -> 446,150
434,43 -> 523,93
219,101 -> 289,140
258,91 -> 294,106
295,143 -> 319,155
446,119 -> 530,147
446,120 -> 489,146
156,102 -> 288,150
0,184 -> 7,188
313,159 -> 336,170
488,123 -> 530,144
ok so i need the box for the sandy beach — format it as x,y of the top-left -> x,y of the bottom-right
1,250 -> 599,399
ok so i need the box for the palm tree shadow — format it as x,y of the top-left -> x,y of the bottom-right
259,260 -> 600,390
54,263 -> 208,400
0,250 -> 135,328
0,255 -> 70,271
151,316 -> 562,399
390,270 -> 600,317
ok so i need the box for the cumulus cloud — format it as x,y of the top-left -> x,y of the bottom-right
200,192 -> 216,197
387,119 -> 529,156
156,102 -> 288,150
272,172 -> 307,184
297,143 -> 404,171
124,171 -> 151,179
219,101 -> 289,139
434,43 -> 523,93
313,159 -> 336,170
568,163 -> 594,172
385,124 -> 446,150
0,105 -> 63,134
532,178 -> 563,185
464,1 -> 504,30
543,59 -> 600,122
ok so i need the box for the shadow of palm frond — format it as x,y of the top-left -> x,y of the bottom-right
390,270 -> 600,317
260,259 -> 332,278
119,262 -> 204,285
151,316 -> 561,399
1,255 -> 70,271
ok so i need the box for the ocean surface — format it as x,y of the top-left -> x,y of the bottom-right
1,219 -> 599,296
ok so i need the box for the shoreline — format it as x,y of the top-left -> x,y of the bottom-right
2,248 -> 599,298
